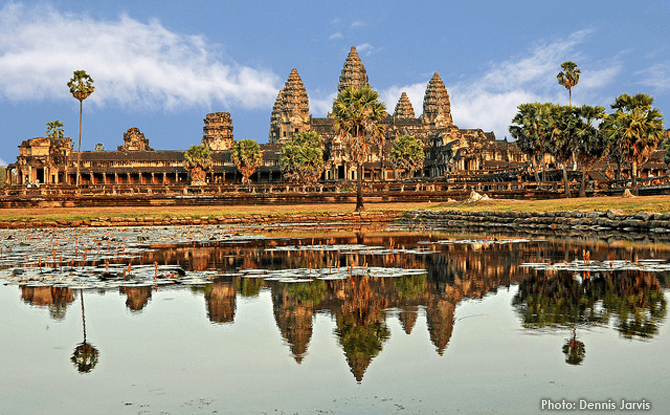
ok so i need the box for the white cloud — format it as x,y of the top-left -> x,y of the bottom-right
0,3 -> 280,111
310,90 -> 338,117
0,157 -> 7,167
329,32 -> 343,40
637,60 -> 670,91
351,20 -> 365,28
356,43 -> 375,56
380,82 -> 427,115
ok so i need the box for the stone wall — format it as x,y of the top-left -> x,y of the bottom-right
403,209 -> 670,242
0,210 -> 404,229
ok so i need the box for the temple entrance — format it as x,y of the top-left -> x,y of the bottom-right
338,165 -> 345,180
35,168 -> 44,185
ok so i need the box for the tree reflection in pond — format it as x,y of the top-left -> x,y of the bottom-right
71,289 -> 99,373
513,271 -> 667,365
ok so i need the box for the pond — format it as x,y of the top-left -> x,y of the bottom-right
0,224 -> 668,414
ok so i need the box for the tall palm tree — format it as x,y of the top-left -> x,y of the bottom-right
602,93 -> 665,195
557,61 -> 580,107
67,70 -> 95,186
332,86 -> 386,212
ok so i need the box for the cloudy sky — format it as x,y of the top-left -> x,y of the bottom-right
1,0 -> 669,167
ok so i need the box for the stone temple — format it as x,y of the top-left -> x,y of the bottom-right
6,46 -> 525,187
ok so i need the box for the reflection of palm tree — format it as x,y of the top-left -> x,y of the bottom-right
71,289 -> 99,373
562,327 -> 585,366
514,272 -> 667,365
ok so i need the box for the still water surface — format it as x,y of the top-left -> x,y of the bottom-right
0,225 -> 668,414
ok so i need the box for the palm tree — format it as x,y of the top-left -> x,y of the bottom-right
557,61 -> 580,107
602,93 -> 665,195
331,86 -> 386,211
184,144 -> 213,185
390,134 -> 425,179
45,120 -> 64,138
544,104 -> 578,197
231,139 -> 263,185
571,105 -> 607,197
509,102 -> 553,183
67,70 -> 95,186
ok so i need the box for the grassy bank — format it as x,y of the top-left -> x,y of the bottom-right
0,195 -> 669,222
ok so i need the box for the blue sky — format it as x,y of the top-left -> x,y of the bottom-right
1,0 -> 669,167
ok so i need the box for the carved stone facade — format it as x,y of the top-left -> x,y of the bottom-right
202,112 -> 235,150
118,128 -> 153,151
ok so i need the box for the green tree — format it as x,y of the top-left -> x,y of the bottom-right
332,86 -> 386,211
544,104 -> 577,197
571,105 -> 607,197
390,134 -> 425,179
279,131 -> 325,186
0,166 -> 5,186
94,143 -> 105,151
601,93 -> 665,195
509,102 -> 552,183
557,61 -> 580,107
231,139 -> 263,185
67,70 -> 95,186
46,120 -> 64,138
184,144 -> 213,184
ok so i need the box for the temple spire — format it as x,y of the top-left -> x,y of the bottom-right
337,46 -> 370,93
393,92 -> 416,119
421,72 -> 453,129
268,68 -> 310,144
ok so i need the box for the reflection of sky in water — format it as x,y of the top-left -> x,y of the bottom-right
1,228 -> 670,414
2,284 -> 669,414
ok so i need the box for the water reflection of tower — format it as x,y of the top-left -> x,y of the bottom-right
271,281 -> 323,363
119,286 -> 153,311
206,281 -> 237,324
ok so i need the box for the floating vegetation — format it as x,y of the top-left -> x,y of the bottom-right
418,238 -> 535,246
239,266 -> 428,282
520,259 -> 670,273
265,243 -> 436,256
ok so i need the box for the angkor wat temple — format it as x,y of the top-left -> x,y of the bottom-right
7,46 -> 526,187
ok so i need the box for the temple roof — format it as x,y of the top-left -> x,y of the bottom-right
393,92 -> 416,119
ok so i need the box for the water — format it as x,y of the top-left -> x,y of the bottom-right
0,225 -> 668,414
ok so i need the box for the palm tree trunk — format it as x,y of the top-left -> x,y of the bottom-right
77,100 -> 82,187
563,164 -> 570,198
531,158 -> 540,183
355,163 -> 365,212
579,166 -> 588,198
632,161 -> 639,196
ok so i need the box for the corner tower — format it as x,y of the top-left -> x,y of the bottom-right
202,112 -> 234,150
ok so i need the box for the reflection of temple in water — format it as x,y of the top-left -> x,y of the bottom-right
16,232 -> 669,382
120,286 -> 153,311
21,286 -> 74,319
